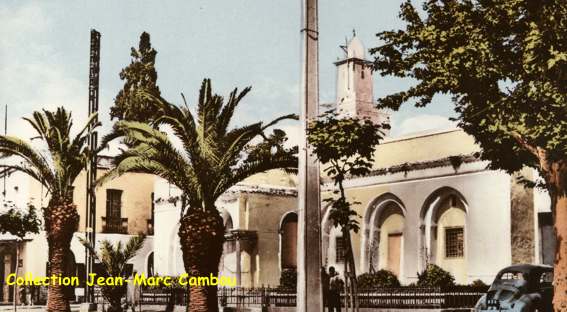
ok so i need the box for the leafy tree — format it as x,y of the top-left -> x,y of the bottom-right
308,112 -> 387,311
0,108 -> 100,312
417,264 -> 455,289
357,270 -> 400,289
111,32 -> 161,122
0,203 -> 41,311
0,203 -> 42,239
80,235 -> 146,312
371,0 -> 565,308
100,78 -> 297,312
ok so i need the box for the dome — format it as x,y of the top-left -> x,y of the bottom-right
347,36 -> 365,59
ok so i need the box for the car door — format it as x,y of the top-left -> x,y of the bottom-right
538,271 -> 554,311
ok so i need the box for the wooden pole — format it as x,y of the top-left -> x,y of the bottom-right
297,0 -> 322,311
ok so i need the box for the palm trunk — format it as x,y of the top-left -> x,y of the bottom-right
178,208 -> 224,312
44,199 -> 79,312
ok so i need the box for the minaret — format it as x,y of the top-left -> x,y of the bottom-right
335,33 -> 390,129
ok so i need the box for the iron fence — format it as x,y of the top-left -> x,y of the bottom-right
35,285 -> 486,309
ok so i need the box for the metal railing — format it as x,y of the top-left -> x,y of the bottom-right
31,285 -> 484,309
101,217 -> 128,234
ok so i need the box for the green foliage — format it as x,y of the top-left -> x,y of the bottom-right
307,112 -> 386,232
80,234 -> 146,312
357,270 -> 401,289
371,0 -> 566,191
80,234 -> 145,279
0,204 -> 41,239
279,268 -> 297,290
111,32 -> 162,122
0,107 -> 100,201
101,78 -> 297,213
470,279 -> 488,288
417,264 -> 455,288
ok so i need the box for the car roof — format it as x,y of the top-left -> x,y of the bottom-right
499,264 -> 553,275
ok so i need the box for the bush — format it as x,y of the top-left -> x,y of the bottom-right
357,270 -> 401,289
470,279 -> 488,288
417,264 -> 455,288
279,268 -> 297,289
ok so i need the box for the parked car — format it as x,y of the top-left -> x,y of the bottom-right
475,264 -> 553,311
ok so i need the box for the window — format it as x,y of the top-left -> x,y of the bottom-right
445,227 -> 464,258
540,271 -> 553,287
106,189 -> 123,219
281,213 -> 298,269
335,236 -> 346,263
501,272 -> 525,280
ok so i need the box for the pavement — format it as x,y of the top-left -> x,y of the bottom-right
0,305 -> 82,312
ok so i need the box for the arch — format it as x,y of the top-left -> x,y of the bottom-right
419,187 -> 468,283
361,193 -> 406,273
279,211 -> 298,269
223,210 -> 234,232
420,186 -> 468,223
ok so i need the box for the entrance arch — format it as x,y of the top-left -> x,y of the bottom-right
420,187 -> 468,283
362,193 -> 406,277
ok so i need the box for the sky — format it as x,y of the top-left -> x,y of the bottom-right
0,0 -> 458,152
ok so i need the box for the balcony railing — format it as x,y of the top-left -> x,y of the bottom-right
101,217 -> 128,234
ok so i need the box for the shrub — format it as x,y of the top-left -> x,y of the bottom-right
357,270 -> 401,289
470,279 -> 488,288
279,268 -> 297,289
417,264 -> 455,288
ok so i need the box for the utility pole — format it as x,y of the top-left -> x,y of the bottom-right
82,29 -> 100,312
297,0 -> 322,311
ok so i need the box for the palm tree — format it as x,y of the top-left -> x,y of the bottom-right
101,78 -> 297,312
80,235 -> 146,312
0,107 -> 99,312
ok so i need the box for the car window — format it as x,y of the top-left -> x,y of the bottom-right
500,272 -> 525,280
540,272 -> 553,287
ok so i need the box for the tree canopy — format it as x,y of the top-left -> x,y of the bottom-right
0,107 -> 100,201
102,79 -> 297,212
111,32 -> 162,122
371,0 -> 566,183
0,204 -> 41,239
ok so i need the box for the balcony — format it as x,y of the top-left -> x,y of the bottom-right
101,217 -> 128,234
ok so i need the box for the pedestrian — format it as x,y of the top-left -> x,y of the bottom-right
322,267 -> 329,310
328,266 -> 342,312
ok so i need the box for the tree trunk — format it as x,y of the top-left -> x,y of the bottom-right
343,229 -> 359,312
178,208 -> 224,312
554,192 -> 567,311
44,199 -> 79,312
539,156 -> 567,312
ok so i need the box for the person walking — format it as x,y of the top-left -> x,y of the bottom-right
328,267 -> 342,312
322,267 -> 330,311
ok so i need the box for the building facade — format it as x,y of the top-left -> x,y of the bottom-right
0,35 -> 555,303
153,36 -> 553,287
